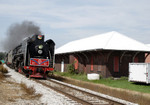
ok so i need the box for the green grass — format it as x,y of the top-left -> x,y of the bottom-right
94,77 -> 150,93
54,71 -> 150,94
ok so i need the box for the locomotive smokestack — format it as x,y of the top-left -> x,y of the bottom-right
3,21 -> 42,51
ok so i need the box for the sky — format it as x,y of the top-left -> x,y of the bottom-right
0,0 -> 150,52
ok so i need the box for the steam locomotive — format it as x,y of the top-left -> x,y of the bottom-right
5,35 -> 55,78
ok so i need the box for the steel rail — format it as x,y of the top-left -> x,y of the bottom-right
47,79 -> 123,105
35,79 -> 93,105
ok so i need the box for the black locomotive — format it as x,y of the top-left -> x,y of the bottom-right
6,35 -> 55,78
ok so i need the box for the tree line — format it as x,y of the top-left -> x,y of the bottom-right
0,52 -> 6,60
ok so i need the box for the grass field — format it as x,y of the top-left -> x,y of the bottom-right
54,71 -> 150,94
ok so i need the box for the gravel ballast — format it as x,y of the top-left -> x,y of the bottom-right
4,65 -> 78,105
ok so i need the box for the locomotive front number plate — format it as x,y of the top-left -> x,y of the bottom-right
30,58 -> 49,66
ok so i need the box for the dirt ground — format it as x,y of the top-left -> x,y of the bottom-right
0,73 -> 42,105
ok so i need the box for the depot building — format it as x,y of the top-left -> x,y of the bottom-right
55,31 -> 150,78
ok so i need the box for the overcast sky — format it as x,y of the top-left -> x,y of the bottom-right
0,0 -> 150,51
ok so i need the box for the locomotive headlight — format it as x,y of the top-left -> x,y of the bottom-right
38,45 -> 43,49
38,50 -> 43,54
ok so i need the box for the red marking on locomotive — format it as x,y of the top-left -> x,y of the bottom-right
30,58 -> 49,66
24,66 -> 54,78
30,73 -> 44,78
24,66 -> 54,71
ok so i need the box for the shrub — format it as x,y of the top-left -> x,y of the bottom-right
67,63 -> 78,74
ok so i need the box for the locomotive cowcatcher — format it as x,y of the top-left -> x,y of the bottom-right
7,35 -> 55,78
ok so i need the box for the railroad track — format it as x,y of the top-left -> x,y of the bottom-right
34,78 -> 137,105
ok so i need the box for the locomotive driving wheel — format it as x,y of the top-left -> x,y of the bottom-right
18,62 -> 23,73
15,66 -> 18,72
18,67 -> 22,73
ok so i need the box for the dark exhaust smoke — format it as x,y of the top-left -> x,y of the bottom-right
3,21 -> 42,51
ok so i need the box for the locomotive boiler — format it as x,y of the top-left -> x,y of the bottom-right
6,35 -> 55,78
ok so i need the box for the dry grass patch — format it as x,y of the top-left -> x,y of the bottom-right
0,64 -> 42,104
0,64 -> 8,73
20,82 -> 42,99
20,83 -> 35,95
0,72 -> 5,81
0,64 -> 8,82
0,79 -> 42,104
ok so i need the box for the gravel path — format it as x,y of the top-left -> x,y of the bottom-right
4,65 -> 79,105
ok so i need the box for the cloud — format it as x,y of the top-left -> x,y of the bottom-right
1,0 -> 150,29
0,0 -> 150,50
